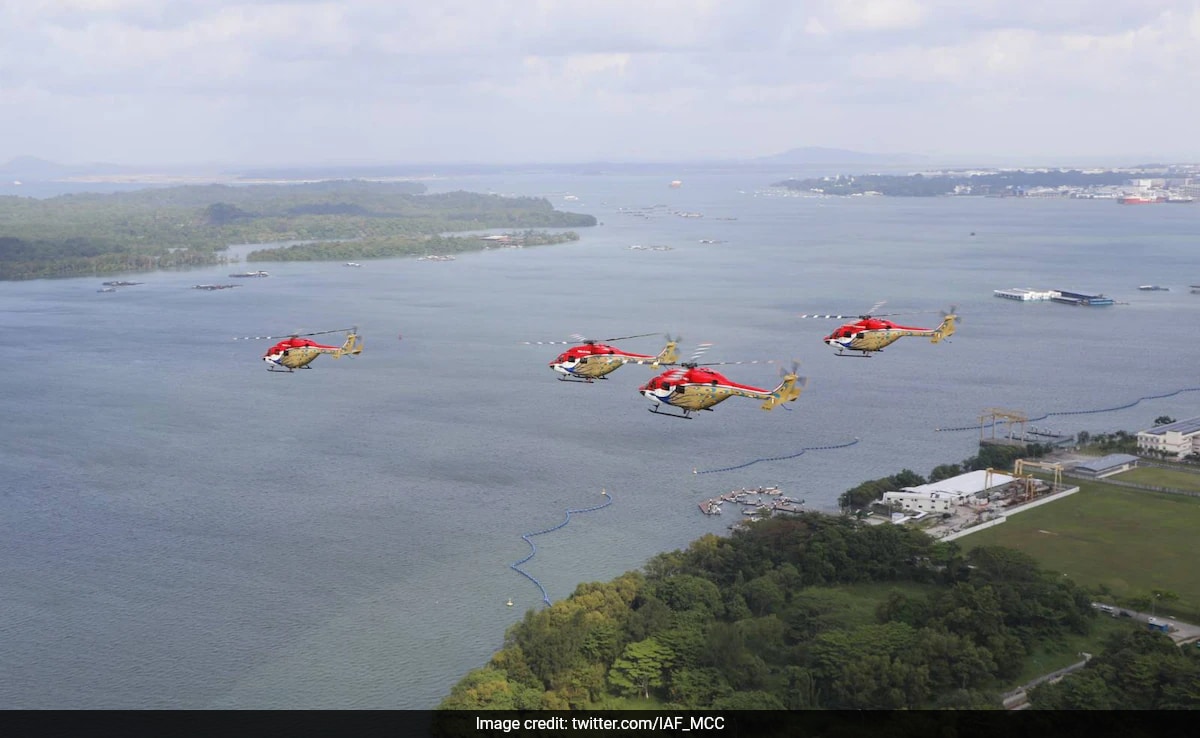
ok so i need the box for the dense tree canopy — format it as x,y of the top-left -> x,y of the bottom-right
0,182 -> 596,279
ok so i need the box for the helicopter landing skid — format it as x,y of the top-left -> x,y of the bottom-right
648,407 -> 692,420
834,353 -> 874,358
558,376 -> 603,383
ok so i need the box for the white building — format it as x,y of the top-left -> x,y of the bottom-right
1137,417 -> 1200,459
882,469 -> 1017,512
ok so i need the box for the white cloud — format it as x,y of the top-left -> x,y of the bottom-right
1,0 -> 1198,165
829,0 -> 928,31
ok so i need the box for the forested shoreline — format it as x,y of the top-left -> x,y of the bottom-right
442,446 -> 1200,711
0,181 -> 596,279
441,510 -> 1100,710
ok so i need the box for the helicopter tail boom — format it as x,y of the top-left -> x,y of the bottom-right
332,331 -> 363,359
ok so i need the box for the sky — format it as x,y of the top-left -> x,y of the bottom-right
2,0 -> 1199,168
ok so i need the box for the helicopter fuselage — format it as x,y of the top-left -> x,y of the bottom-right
640,366 -> 803,416
549,340 -> 677,381
823,316 -> 956,355
263,334 -> 362,371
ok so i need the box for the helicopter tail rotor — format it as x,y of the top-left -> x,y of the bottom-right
333,327 -> 363,358
654,334 -> 682,366
932,306 -> 959,343
763,360 -> 806,410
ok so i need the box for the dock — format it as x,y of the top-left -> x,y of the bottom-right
697,486 -> 804,519
994,288 -> 1113,306
994,288 -> 1060,301
1051,290 -> 1113,306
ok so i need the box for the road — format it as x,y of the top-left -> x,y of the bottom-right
1091,601 -> 1200,645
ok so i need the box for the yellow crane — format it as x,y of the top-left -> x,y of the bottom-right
979,408 -> 1029,442
1013,459 -> 1064,493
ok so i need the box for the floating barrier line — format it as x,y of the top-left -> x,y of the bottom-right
693,437 -> 860,475
510,490 -> 613,607
934,387 -> 1200,433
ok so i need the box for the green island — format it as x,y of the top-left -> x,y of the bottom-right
442,440 -> 1200,710
0,181 -> 596,280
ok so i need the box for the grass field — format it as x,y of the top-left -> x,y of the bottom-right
1011,615 -> 1136,688
1111,465 -> 1200,492
959,480 -> 1200,620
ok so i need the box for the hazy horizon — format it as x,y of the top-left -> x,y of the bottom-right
3,1 -> 1199,169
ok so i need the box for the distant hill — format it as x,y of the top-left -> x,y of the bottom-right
754,146 -> 928,166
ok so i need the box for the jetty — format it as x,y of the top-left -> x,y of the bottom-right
698,486 -> 805,519
1052,290 -> 1113,306
994,287 -> 1114,306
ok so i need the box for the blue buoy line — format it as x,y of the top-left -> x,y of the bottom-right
510,490 -> 613,607
693,437 -> 860,475
935,387 -> 1200,433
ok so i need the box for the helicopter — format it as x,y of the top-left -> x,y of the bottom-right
638,346 -> 806,419
799,302 -> 958,357
526,333 -> 680,383
234,327 -> 363,372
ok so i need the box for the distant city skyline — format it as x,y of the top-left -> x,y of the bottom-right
3,1 -> 1199,169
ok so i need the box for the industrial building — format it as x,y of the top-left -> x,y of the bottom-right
1137,417 -> 1200,459
883,469 -> 1017,513
1070,454 -> 1140,478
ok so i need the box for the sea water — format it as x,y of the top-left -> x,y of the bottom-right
1,171 -> 1198,708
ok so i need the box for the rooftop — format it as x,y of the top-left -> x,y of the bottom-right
902,469 -> 1017,497
1073,454 -> 1140,473
1140,416 -> 1200,436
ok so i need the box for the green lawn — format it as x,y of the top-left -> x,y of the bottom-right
1111,466 -> 1200,492
959,480 -> 1200,620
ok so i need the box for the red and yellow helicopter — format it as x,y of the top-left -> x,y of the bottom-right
526,333 -> 680,382
235,327 -> 363,372
638,345 -> 806,419
800,302 -> 958,357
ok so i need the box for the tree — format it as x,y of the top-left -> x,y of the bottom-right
929,463 -> 963,483
1154,416 -> 1176,426
608,638 -> 675,699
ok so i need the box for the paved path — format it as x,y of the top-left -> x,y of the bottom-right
1091,601 -> 1200,644
1004,605 -> 1200,709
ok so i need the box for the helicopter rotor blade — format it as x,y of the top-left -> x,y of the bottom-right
234,326 -> 355,341
601,332 -> 659,342
522,331 -> 660,346
695,359 -> 778,368
688,342 -> 714,363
